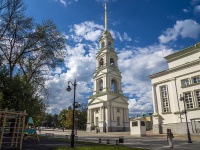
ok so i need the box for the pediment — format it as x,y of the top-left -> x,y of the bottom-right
108,94 -> 128,104
88,97 -> 104,105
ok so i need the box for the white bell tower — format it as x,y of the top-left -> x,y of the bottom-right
87,3 -> 130,132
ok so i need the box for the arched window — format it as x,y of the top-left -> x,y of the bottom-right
99,79 -> 103,92
111,79 -> 117,92
110,58 -> 114,66
99,58 -> 104,67
102,42 -> 105,48
108,41 -> 112,48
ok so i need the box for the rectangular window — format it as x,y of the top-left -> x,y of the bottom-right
184,92 -> 194,109
192,76 -> 200,84
117,117 -> 120,126
132,121 -> 138,126
181,78 -> 190,86
141,121 -> 145,126
160,85 -> 170,112
195,91 -> 200,107
96,117 -> 98,126
117,108 -> 120,112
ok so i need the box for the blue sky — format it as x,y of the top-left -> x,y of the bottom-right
24,0 -> 200,117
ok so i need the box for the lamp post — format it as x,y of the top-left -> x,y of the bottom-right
66,79 -> 77,148
180,94 -> 192,143
75,117 -> 78,135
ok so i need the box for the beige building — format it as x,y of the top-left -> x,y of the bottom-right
149,42 -> 200,135
86,4 -> 129,132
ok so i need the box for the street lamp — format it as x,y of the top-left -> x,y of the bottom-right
75,117 -> 78,135
66,79 -> 77,148
180,94 -> 192,143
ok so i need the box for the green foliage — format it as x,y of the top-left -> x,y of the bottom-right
0,66 -> 45,119
58,104 -> 87,130
59,109 -> 68,128
0,0 -> 66,120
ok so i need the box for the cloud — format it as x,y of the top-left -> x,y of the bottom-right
55,0 -> 78,7
118,45 -> 173,116
70,21 -> 104,42
45,21 -> 174,117
191,0 -> 200,5
182,8 -> 190,13
194,5 -> 200,14
55,0 -> 67,7
159,19 -> 200,44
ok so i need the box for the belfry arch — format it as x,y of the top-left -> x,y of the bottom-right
99,58 -> 104,67
111,79 -> 117,92
110,58 -> 114,66
87,3 -> 129,133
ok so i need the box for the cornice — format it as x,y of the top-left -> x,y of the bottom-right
164,42 -> 200,62
96,48 -> 118,58
149,59 -> 200,79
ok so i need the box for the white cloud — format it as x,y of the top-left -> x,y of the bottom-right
71,21 -> 104,42
194,5 -> 200,14
191,0 -> 200,5
123,32 -> 132,41
45,21 -> 174,117
183,8 -> 190,13
118,44 -> 173,116
56,0 -> 67,7
55,0 -> 78,7
159,19 -> 200,44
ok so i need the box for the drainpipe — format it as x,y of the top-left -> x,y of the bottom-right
174,78 -> 182,123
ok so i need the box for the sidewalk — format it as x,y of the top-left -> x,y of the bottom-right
1,129 -> 199,150
39,129 -> 200,150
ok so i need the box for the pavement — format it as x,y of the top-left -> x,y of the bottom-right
1,129 -> 200,150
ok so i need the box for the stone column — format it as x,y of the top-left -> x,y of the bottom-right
171,78 -> 182,123
152,84 -> 158,114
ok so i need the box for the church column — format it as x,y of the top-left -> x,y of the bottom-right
87,109 -> 90,122
100,107 -> 102,121
126,108 -> 129,122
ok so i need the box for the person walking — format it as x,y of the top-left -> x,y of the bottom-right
167,129 -> 174,149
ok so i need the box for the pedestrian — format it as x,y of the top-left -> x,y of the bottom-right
167,129 -> 174,149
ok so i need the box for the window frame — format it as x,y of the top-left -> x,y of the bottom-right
192,76 -> 200,84
181,78 -> 190,87
183,91 -> 194,109
160,85 -> 170,113
195,90 -> 200,108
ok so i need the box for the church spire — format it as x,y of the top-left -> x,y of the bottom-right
104,3 -> 108,31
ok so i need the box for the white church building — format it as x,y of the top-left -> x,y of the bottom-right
149,42 -> 200,135
86,4 -> 130,132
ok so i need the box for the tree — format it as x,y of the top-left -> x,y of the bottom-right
59,109 -> 68,128
0,0 -> 66,116
65,107 -> 73,129
77,103 -> 87,130
0,66 -> 45,119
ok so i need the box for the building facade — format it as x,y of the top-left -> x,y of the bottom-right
86,4 -> 129,132
149,42 -> 200,135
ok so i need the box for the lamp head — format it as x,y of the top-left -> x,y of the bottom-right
66,85 -> 72,92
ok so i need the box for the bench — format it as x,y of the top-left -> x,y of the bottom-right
65,135 -> 78,140
98,138 -> 119,145
45,133 -> 54,137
